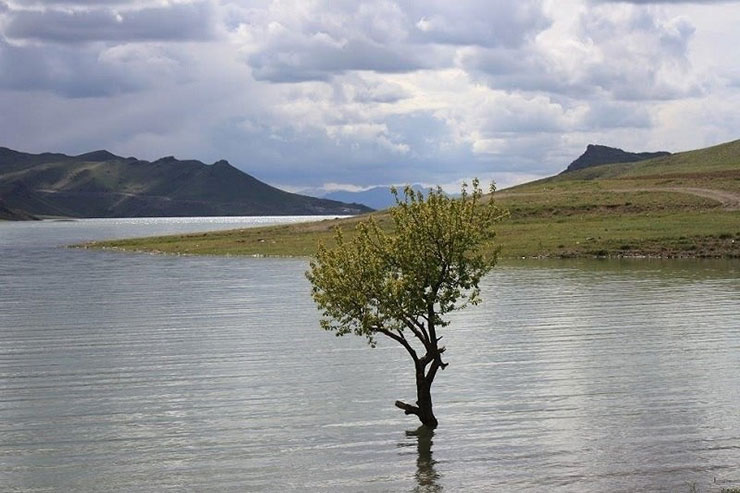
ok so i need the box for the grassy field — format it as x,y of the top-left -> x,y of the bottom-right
82,139 -> 740,259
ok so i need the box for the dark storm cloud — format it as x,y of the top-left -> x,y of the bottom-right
4,2 -> 215,43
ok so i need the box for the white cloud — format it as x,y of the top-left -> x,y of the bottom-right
1,0 -> 739,190
409,0 -> 551,47
460,2 -> 705,101
237,0 -> 424,82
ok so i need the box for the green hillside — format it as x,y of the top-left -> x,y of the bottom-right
0,147 -> 371,218
83,139 -> 740,259
525,139 -> 740,185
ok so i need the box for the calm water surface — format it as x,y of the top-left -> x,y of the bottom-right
1,218 -> 738,492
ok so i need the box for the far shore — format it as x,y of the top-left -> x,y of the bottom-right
77,207 -> 740,260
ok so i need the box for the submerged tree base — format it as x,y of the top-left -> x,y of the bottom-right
395,400 -> 439,428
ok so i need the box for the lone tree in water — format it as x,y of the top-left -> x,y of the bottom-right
306,179 -> 506,428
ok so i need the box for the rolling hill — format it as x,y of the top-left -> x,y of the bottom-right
83,138 -> 740,258
0,147 -> 372,218
507,138 -> 740,196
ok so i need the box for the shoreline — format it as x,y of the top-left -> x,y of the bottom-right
77,211 -> 740,260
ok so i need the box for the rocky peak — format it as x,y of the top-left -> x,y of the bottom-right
564,145 -> 670,173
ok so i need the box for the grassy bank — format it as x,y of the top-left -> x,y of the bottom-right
80,140 -> 740,259
81,205 -> 740,259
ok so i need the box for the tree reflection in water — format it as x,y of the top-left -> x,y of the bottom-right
406,426 -> 442,492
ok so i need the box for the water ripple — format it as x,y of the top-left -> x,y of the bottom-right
1,221 -> 739,491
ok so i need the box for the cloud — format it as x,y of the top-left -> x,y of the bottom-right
248,36 -> 425,82
459,3 -> 703,102
11,1 -> 132,4
238,1 -> 426,82
240,0 -> 553,82
592,0 -> 737,3
0,0 -> 739,191
3,1 -> 215,43
577,6 -> 700,99
336,76 -> 410,104
0,38 -> 190,97
409,0 -> 551,47
0,42 -> 125,97
580,101 -> 653,129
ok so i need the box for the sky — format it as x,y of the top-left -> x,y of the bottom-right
1,0 -> 739,193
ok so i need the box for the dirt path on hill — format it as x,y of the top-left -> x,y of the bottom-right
615,187 -> 740,210
498,187 -> 740,211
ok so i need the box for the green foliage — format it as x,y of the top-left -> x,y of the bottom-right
306,180 -> 506,347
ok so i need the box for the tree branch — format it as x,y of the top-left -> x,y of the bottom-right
402,316 -> 431,348
395,400 -> 420,417
376,327 -> 418,363
425,360 -> 441,384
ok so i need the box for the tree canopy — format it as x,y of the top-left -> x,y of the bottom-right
306,179 -> 507,427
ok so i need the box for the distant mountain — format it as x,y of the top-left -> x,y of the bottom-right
0,147 -> 372,219
323,184 -> 434,210
563,144 -> 671,173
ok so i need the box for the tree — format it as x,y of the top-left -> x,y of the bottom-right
306,179 -> 506,428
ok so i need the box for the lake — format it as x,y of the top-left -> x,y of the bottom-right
1,218 -> 738,492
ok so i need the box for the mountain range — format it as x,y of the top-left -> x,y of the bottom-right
1,143 -> 677,220
0,147 -> 371,220
321,184 -> 435,210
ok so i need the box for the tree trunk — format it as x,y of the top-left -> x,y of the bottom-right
395,363 -> 439,428
415,369 -> 438,428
